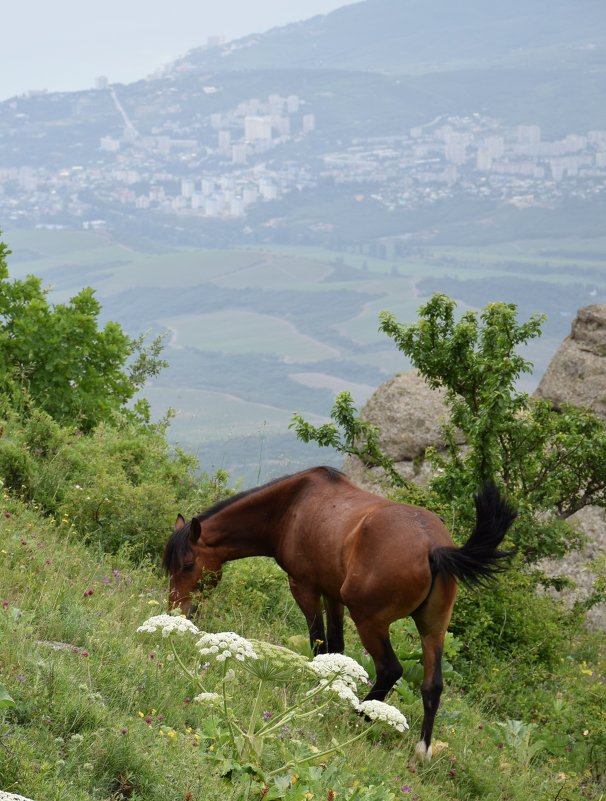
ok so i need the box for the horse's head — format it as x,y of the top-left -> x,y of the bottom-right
162,514 -> 223,617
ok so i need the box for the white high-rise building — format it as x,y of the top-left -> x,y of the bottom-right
287,95 -> 300,113
302,114 -> 316,134
181,179 -> 195,198
232,143 -> 249,164
244,115 -> 272,142
218,130 -> 231,152
242,186 -> 259,206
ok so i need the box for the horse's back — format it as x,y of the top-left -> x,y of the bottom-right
291,469 -> 456,618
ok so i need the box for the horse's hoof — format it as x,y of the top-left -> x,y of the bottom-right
414,741 -> 432,763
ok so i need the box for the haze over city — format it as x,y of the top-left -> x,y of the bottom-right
1,0 -> 352,100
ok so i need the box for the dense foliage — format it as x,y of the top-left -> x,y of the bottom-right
0,403 -> 229,558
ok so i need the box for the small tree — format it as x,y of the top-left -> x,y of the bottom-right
0,238 -> 165,430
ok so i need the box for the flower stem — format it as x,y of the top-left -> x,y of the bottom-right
170,639 -> 203,688
268,721 -> 379,776
256,681 -> 334,737
247,679 -> 265,739
221,662 -> 239,756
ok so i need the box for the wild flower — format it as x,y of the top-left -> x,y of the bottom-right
194,692 -> 221,703
137,614 -> 200,637
357,700 -> 409,732
196,632 -> 258,662
323,678 -> 361,709
308,653 -> 369,690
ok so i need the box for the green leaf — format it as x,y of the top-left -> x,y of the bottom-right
0,683 -> 15,710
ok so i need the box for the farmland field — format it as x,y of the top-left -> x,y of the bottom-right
4,227 -> 605,482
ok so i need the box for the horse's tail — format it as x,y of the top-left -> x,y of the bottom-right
429,482 -> 516,586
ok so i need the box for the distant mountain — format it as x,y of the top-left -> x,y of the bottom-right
175,0 -> 606,75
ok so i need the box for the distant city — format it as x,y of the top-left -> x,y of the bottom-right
1,83 -> 604,233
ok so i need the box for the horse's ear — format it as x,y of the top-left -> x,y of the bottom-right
188,518 -> 202,543
175,514 -> 186,530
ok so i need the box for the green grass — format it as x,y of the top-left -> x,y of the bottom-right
1,490 -> 605,801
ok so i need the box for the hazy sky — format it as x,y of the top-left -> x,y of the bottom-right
2,0 -> 354,101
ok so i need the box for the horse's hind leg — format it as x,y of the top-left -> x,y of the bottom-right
413,628 -> 445,762
354,618 -> 403,702
288,577 -> 327,654
324,597 -> 345,653
411,576 -> 457,762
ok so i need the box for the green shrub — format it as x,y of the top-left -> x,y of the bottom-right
0,405 -> 230,557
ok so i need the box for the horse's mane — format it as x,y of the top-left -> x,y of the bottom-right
162,466 -> 343,574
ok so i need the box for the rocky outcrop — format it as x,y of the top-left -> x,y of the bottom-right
533,304 -> 606,629
342,370 -> 455,491
540,505 -> 606,630
535,304 -> 606,420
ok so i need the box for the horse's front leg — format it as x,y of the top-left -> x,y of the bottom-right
324,597 -> 345,653
288,577 -> 327,654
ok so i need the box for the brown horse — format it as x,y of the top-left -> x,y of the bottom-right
163,465 -> 515,761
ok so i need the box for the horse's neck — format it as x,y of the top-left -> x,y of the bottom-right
203,487 -> 286,561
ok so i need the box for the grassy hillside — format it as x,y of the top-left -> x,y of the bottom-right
1,492 -> 605,800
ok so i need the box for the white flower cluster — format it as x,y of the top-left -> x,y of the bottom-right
308,653 -> 369,690
326,678 -> 361,709
136,614 -> 200,638
197,632 -> 258,662
357,699 -> 409,732
193,692 -> 221,703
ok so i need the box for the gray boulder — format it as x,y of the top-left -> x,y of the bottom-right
342,370 -> 454,491
535,303 -> 606,420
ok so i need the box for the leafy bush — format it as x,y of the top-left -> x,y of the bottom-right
0,238 -> 167,432
0,403 -> 230,557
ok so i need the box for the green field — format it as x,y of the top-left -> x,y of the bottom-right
3,228 -> 605,481
160,311 -> 340,361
